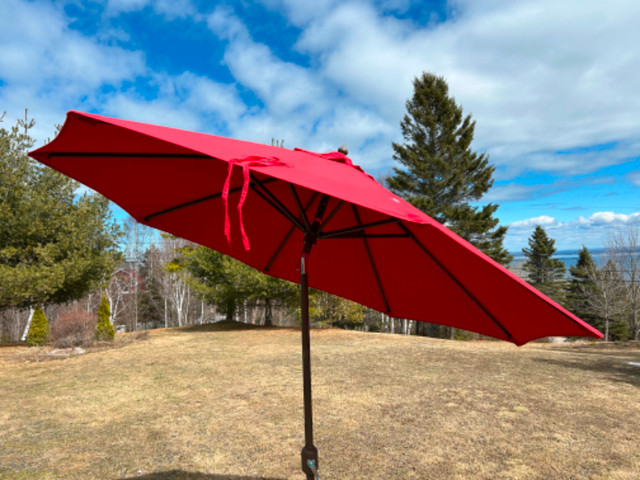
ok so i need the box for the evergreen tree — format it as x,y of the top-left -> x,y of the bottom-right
0,111 -> 122,311
522,225 -> 566,301
95,294 -> 115,340
138,246 -> 165,328
184,246 -> 297,324
388,72 -> 511,265
309,290 -> 365,330
568,246 -> 598,321
26,306 -> 49,347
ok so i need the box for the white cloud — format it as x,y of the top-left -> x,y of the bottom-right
505,211 -> 640,251
0,0 -> 146,142
103,0 -> 197,18
510,215 -> 559,229
3,0 -> 640,188
208,7 -> 330,119
626,170 -> 640,187
277,0 -> 640,178
579,212 -> 640,226
257,0 -> 341,26
203,6 -> 399,165
482,183 -> 539,202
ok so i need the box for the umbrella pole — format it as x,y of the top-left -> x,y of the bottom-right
300,252 -> 319,480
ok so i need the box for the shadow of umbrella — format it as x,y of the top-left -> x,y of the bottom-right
177,320 -> 279,333
116,470 -> 285,480
533,356 -> 640,388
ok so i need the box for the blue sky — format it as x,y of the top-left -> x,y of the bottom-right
1,0 -> 639,252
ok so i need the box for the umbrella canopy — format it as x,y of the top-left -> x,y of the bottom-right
29,111 -> 602,478
30,111 -> 601,344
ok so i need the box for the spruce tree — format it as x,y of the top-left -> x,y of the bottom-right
568,246 -> 598,321
522,225 -> 566,301
388,72 -> 511,265
26,306 -> 49,347
95,294 -> 115,341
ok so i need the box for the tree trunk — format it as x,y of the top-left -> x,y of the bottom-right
427,322 -> 438,337
164,297 -> 168,328
264,298 -> 273,326
20,307 -> 35,342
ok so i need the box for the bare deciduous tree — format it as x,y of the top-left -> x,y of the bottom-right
607,225 -> 640,339
159,235 -> 194,327
104,269 -> 131,328
583,260 -> 626,341
124,216 -> 155,331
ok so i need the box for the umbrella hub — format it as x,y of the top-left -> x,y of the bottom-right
294,147 -> 374,179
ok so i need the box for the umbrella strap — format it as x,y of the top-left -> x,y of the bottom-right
222,155 -> 285,250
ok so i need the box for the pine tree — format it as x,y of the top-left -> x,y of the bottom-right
1,110 -> 121,313
568,246 -> 598,321
26,306 -> 49,347
522,225 -> 566,301
95,294 -> 115,341
388,72 -> 511,265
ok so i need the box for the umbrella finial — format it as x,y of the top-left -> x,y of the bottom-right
338,144 -> 348,155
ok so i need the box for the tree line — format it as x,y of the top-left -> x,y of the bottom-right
520,224 -> 639,341
2,72 -> 638,343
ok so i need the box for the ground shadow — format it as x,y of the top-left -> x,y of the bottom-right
177,320 -> 279,333
533,355 -> 640,388
116,470 -> 285,480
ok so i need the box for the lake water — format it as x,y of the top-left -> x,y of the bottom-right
509,247 -> 609,277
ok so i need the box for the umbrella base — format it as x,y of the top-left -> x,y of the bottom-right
301,445 -> 319,479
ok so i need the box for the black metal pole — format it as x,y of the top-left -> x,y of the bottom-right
300,253 -> 319,480
297,193 -> 330,480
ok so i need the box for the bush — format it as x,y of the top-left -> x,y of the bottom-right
95,295 -> 115,341
26,307 -> 50,347
51,309 -> 97,348
610,320 -> 632,341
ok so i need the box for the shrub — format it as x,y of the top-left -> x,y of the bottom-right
26,306 -> 50,347
95,295 -> 115,341
51,309 -> 97,348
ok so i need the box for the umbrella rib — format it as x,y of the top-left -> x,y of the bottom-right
324,233 -> 409,239
398,223 -> 513,340
352,205 -> 391,313
289,184 -> 312,233
48,152 -> 212,159
320,218 -> 401,239
265,192 -> 319,272
143,178 -> 278,222
318,200 -> 345,232
249,174 -> 306,232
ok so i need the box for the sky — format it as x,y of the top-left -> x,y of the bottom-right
1,0 -> 639,252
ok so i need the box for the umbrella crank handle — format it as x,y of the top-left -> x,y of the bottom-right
306,459 -> 320,480
301,446 -> 319,480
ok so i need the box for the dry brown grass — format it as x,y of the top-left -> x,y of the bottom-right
1,322 -> 639,480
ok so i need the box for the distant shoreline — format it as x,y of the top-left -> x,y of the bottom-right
509,247 -> 609,274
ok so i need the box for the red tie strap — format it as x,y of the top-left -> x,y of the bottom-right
222,155 -> 286,250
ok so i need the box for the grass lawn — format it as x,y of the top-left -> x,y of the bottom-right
1,322 -> 639,480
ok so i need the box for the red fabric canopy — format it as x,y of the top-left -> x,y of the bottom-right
30,111 -> 602,346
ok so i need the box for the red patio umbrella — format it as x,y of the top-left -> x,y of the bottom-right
29,111 -> 602,479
